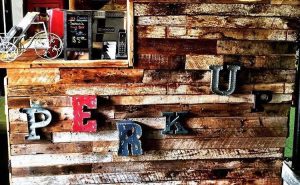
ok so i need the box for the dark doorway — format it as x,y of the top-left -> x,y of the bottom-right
0,1 -> 11,184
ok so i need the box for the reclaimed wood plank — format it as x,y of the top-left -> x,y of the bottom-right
145,127 -> 288,139
8,96 -> 73,108
0,61 -> 31,69
10,153 -> 112,168
110,95 -> 254,105
7,84 -> 167,96
10,143 -> 93,155
186,15 -> 293,30
167,83 -> 211,95
113,148 -> 283,162
52,131 -> 118,143
168,27 -> 291,41
10,122 -> 29,133
7,97 -> 31,108
184,3 -> 300,17
30,96 -> 72,107
59,68 -> 144,84
143,69 -> 295,84
137,15 -> 187,26
10,120 -> 73,134
10,168 -> 281,184
93,158 -> 282,173
135,3 -> 300,17
168,83 -> 289,94
11,126 -> 287,142
271,0 -> 300,4
11,177 -> 283,185
30,59 -> 129,68
51,124 -> 287,144
137,25 -> 166,38
93,137 -> 286,150
188,103 -> 291,117
185,117 -> 288,129
9,107 -> 74,122
10,133 -> 52,145
217,40 -> 296,55
285,83 -> 295,93
11,158 -> 281,177
137,38 -> 217,55
271,94 -> 292,103
142,137 -> 286,150
10,123 -> 288,140
114,103 -> 291,118
185,55 -> 296,70
12,164 -> 92,177
10,148 -> 283,165
247,70 -> 295,83
143,70 -> 211,84
134,0 -> 272,4
136,54 -> 186,70
7,68 -> 60,86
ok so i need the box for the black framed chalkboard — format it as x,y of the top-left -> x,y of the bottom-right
64,11 -> 92,60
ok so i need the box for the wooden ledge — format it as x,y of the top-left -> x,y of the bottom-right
0,59 -> 129,69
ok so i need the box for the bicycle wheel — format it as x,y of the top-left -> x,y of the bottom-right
0,42 -> 19,62
33,31 -> 63,60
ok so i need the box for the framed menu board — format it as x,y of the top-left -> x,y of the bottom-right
64,11 -> 92,60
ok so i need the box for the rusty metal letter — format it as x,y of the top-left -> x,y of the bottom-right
72,95 -> 97,132
117,120 -> 143,156
21,108 -> 52,140
210,65 -> 241,96
162,112 -> 188,135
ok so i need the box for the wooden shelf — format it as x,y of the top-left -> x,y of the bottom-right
0,59 -> 129,69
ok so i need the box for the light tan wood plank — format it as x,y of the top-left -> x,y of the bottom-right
7,84 -> 167,96
7,68 -> 60,86
111,95 -> 254,105
185,55 -> 296,70
10,143 -> 93,155
186,16 -> 290,29
10,153 -> 112,168
11,177 -> 283,185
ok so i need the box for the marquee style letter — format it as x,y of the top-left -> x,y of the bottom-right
117,120 -> 143,156
21,108 -> 52,140
210,65 -> 241,96
162,112 -> 188,135
72,96 -> 97,132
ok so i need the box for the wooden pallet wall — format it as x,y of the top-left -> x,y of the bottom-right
6,0 -> 300,184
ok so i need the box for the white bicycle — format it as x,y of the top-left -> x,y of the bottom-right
0,12 -> 63,62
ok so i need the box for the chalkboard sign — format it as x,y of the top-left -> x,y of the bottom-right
64,11 -> 92,60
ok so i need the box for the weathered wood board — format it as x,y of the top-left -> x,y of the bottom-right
4,0 -> 298,184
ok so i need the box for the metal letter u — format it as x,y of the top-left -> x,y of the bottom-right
209,65 -> 241,96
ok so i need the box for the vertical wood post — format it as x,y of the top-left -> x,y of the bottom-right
69,0 -> 75,10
